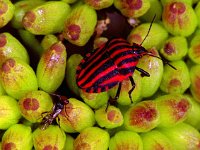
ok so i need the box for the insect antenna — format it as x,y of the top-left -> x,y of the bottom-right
140,15 -> 156,46
147,52 -> 177,70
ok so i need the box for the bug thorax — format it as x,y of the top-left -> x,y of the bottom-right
132,43 -> 149,58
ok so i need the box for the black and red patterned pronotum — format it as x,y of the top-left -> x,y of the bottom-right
76,16 -> 175,102
40,94 -> 69,130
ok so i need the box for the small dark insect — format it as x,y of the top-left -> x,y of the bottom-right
76,15 -> 175,103
40,93 -> 69,130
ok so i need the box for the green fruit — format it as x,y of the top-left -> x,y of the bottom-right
1,124 -> 33,150
188,34 -> 200,64
11,0 -> 45,29
156,94 -> 191,127
159,123 -> 200,150
74,127 -> 110,150
66,54 -> 83,96
80,90 -> 109,109
114,0 -> 150,18
0,95 -> 21,129
128,23 -> 168,50
58,98 -> 95,133
109,131 -> 143,150
0,32 -> 30,65
141,130 -> 174,150
36,42 -> 67,93
184,95 -> 200,130
0,58 -> 38,99
162,1 -> 197,36
160,36 -> 188,61
64,134 -> 74,150
0,0 -> 15,28
63,3 -> 97,46
95,105 -> 124,129
124,100 -> 160,132
18,90 -> 53,123
109,71 -> 142,105
160,60 -> 190,94
140,0 -> 163,22
190,65 -> 200,102
137,48 -> 163,98
22,1 -> 71,35
195,1 -> 200,28
41,34 -> 59,51
0,82 -> 5,96
84,0 -> 114,10
33,125 -> 66,150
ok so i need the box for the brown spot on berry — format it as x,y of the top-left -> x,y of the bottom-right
67,24 -> 81,41
50,43 -> 65,54
3,142 -> 16,150
126,0 -> 142,10
154,143 -> 165,150
0,1 -> 8,16
1,59 -> 15,73
107,110 -> 116,121
0,33 -> 6,47
169,78 -> 181,87
130,102 -> 157,127
43,145 -> 58,150
128,34 -> 142,44
23,11 -> 36,28
23,98 -> 39,111
164,42 -> 175,55
167,99 -> 190,121
194,76 -> 200,100
169,2 -> 186,15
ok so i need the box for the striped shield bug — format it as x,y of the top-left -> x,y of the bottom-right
76,15 -> 175,103
40,93 -> 69,130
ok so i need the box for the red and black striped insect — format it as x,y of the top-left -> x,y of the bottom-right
40,94 -> 69,130
76,16 -> 175,103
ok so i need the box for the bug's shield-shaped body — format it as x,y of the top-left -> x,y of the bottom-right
76,38 -> 142,93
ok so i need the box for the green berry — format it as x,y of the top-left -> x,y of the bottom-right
22,1 -> 71,35
63,3 -> 97,46
124,100 -> 160,132
58,98 -> 95,133
18,90 -> 53,123
189,65 -> 200,102
160,60 -> 190,94
33,125 -> 66,150
0,95 -> 21,129
141,130 -> 174,150
74,127 -> 110,150
80,90 -> 109,109
11,0 -> 45,29
159,123 -> 200,150
160,36 -> 188,61
0,32 -> 29,65
109,131 -> 143,150
0,58 -> 38,99
66,54 -> 83,96
36,42 -> 67,93
64,134 -> 74,150
188,34 -> 200,64
0,82 -> 5,96
95,105 -> 124,129
0,0 -> 15,28
156,94 -> 191,127
127,23 -> 168,50
137,48 -> 164,98
1,124 -> 33,150
41,34 -> 59,51
162,1 -> 197,36
114,0 -> 150,18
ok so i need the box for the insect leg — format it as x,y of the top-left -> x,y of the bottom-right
129,76 -> 135,103
135,66 -> 150,77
